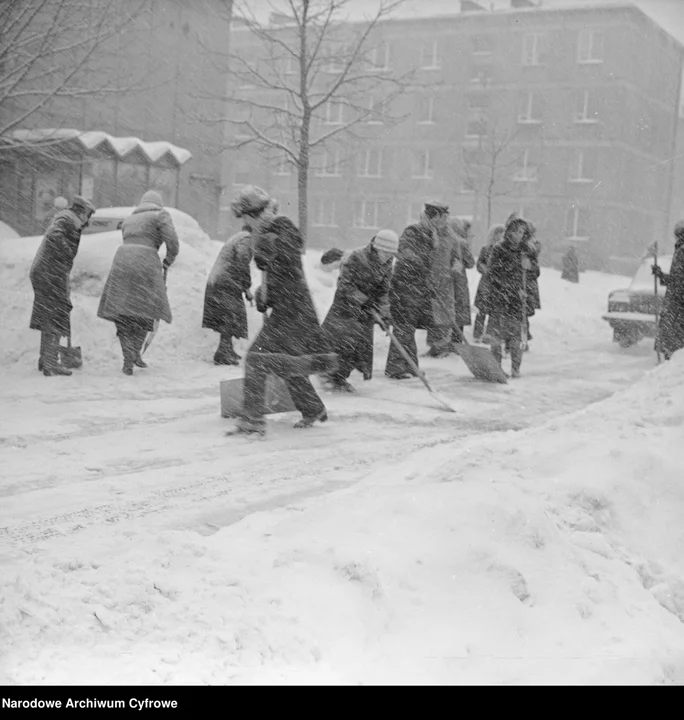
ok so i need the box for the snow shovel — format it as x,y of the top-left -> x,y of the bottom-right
451,326 -> 508,384
372,309 -> 458,413
141,265 -> 168,356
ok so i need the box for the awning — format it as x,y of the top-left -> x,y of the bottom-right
8,128 -> 192,166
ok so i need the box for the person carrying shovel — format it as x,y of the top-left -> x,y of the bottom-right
484,214 -> 537,379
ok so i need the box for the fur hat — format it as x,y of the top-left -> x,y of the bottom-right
321,248 -> 345,265
71,195 -> 96,216
424,201 -> 449,219
373,229 -> 399,254
140,190 -> 163,206
231,185 -> 271,218
54,196 -> 68,210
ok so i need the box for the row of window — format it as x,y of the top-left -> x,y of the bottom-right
276,28 -> 604,75
270,147 -> 600,184
318,88 -> 600,127
309,197 -> 591,241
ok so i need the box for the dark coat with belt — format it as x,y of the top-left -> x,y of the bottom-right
452,236 -> 475,327
474,245 -> 494,313
487,232 -> 540,341
97,201 -> 179,324
202,230 -> 252,338
248,216 -> 337,377
29,209 -> 83,336
658,235 -> 684,359
322,243 -> 392,380
389,222 -> 435,330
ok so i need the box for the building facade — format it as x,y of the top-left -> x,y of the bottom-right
221,2 -> 684,270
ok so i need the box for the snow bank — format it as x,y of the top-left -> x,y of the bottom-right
0,220 -> 19,240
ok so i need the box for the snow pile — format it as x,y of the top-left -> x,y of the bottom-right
0,220 -> 19,240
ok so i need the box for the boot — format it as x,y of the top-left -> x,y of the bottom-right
214,334 -> 239,365
511,345 -> 523,379
133,330 -> 148,368
294,409 -> 328,429
42,333 -> 72,376
119,332 -> 135,375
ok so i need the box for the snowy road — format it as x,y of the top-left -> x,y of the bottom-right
0,335 -> 655,559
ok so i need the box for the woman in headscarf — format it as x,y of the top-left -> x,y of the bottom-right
97,190 -> 179,375
473,224 -> 504,342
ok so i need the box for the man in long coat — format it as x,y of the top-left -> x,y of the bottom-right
321,229 -> 398,392
485,215 -> 538,378
229,186 -> 337,436
202,229 -> 253,365
385,201 -> 450,378
30,195 -> 96,376
653,221 -> 684,360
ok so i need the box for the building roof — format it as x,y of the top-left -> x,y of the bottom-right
8,129 -> 193,166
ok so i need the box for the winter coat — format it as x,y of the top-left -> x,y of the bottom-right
97,201 -> 179,324
322,243 -> 392,380
658,235 -> 684,359
474,245 -> 494,314
389,222 -> 436,329
486,232 -> 539,342
430,225 -> 457,330
248,216 -> 337,377
202,230 -> 252,338
561,247 -> 580,283
526,239 -> 542,314
452,236 -> 475,327
29,208 -> 83,336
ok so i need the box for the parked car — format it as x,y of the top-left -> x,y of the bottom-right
82,209 -> 124,235
602,254 -> 672,347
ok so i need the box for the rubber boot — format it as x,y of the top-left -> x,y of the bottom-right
214,334 -> 239,365
120,332 -> 135,375
511,345 -> 523,379
42,333 -> 72,376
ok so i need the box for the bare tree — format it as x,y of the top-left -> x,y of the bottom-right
199,0 -> 409,242
0,0 -> 151,153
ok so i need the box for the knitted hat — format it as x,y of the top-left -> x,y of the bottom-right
140,190 -> 163,206
373,229 -> 399,254
71,195 -> 96,216
54,196 -> 68,210
231,185 -> 271,218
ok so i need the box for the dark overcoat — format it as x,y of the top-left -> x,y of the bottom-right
658,235 -> 684,359
29,209 -> 83,336
389,223 -> 435,330
486,233 -> 540,341
248,216 -> 337,377
202,230 -> 252,338
97,201 -> 179,324
321,243 -> 392,380
474,245 -> 494,313
526,239 -> 542,314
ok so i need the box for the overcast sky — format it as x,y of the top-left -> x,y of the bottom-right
240,0 -> 684,44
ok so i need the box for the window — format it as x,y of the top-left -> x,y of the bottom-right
354,199 -> 385,228
514,148 -> 539,182
569,149 -> 596,182
472,35 -> 493,56
467,93 -> 490,111
315,148 -> 341,176
324,99 -> 344,125
465,119 -> 488,138
420,40 -> 440,69
283,55 -> 296,75
273,153 -> 291,176
577,29 -> 604,64
517,91 -> 543,124
565,205 -> 589,240
359,148 -> 383,177
413,149 -> 434,179
324,57 -> 344,74
312,198 -> 337,227
369,42 -> 390,71
464,147 -> 483,167
522,33 -> 545,67
367,95 -> 386,124
417,95 -> 435,124
471,64 -> 492,85
574,90 -> 599,123
461,175 -> 478,194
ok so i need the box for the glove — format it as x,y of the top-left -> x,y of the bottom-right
521,257 -> 532,271
244,290 -> 254,303
651,264 -> 663,279
162,258 -> 171,271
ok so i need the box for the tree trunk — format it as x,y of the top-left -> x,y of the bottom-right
299,115 -> 310,246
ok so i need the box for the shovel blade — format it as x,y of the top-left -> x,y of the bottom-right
453,343 -> 508,384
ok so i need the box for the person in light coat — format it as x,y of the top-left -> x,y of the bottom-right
97,190 -> 179,375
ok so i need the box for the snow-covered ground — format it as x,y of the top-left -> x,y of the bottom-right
1,216 -> 683,685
